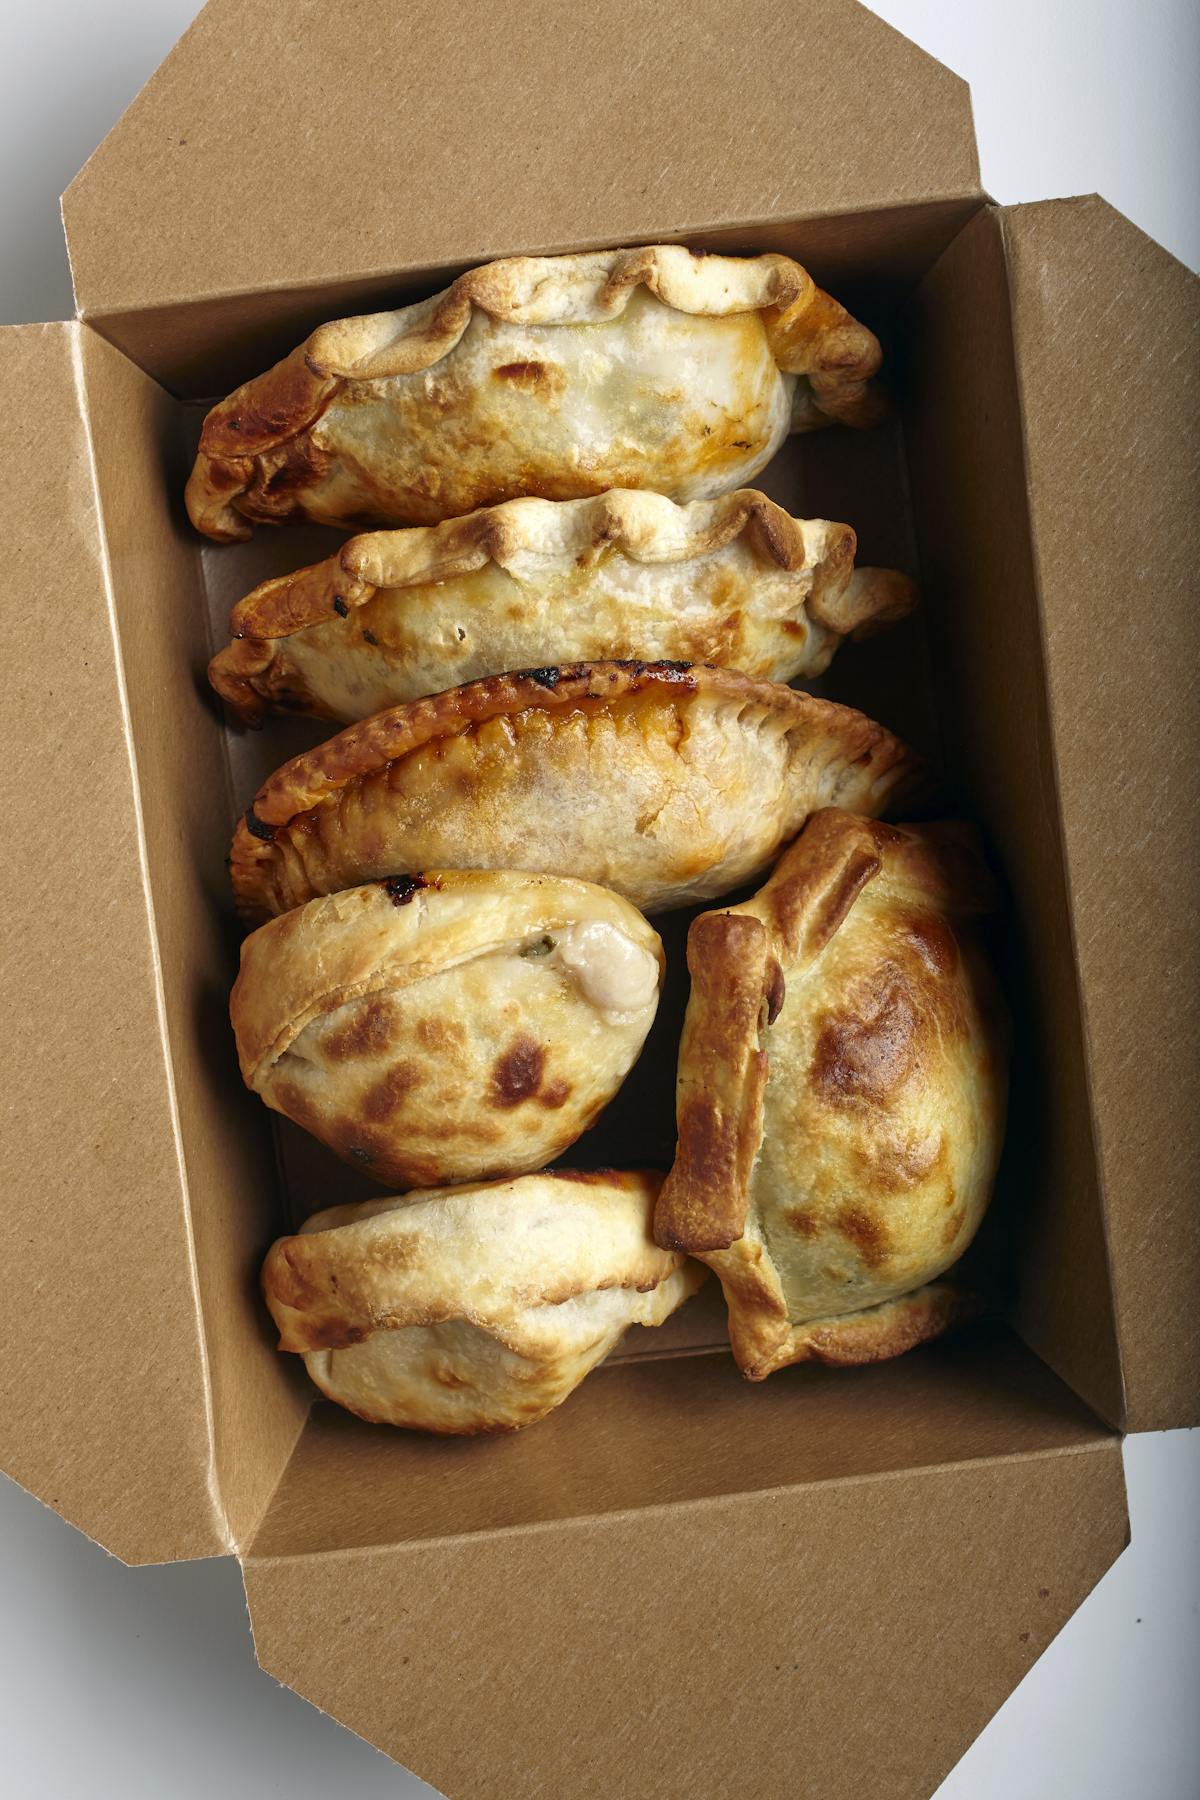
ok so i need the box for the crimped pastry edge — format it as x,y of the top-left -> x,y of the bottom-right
227,661 -> 922,919
655,811 -> 997,1259
734,1281 -> 983,1379
241,661 -> 913,831
230,868 -> 663,1087
187,245 -> 883,539
261,1168 -> 687,1353
208,487 -> 913,724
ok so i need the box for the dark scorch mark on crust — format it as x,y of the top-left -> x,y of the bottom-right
490,1038 -> 546,1107
382,874 -> 429,907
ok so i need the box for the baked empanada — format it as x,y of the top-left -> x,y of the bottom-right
261,1170 -> 706,1433
210,489 -> 915,725
230,662 -> 920,923
654,810 -> 1008,1378
186,246 -> 884,541
230,871 -> 663,1188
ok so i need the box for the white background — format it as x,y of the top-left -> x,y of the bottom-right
1,2 -> 1197,1795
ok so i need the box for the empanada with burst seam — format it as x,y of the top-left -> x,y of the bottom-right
210,488 -> 914,725
231,871 -> 663,1188
230,662 -> 921,923
654,810 -> 1009,1378
186,245 -> 884,541
261,1170 -> 706,1433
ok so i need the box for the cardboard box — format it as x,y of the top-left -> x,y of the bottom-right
2,2 -> 1196,1794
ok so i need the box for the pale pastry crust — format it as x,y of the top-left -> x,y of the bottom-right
654,810 -> 1008,1379
185,246 -> 884,541
229,661 -> 922,923
261,1170 -> 707,1433
765,1283 -> 980,1367
209,488 -> 915,725
230,871 -> 663,1189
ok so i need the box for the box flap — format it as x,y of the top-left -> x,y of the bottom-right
243,1334 -> 1126,1799
72,327 -> 311,1553
62,0 -> 980,369
999,198 -> 1200,1432
0,322 -> 227,1564
903,207 -> 1128,1431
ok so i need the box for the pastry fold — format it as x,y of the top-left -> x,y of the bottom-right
261,1170 -> 706,1433
654,810 -> 1009,1378
186,245 -> 884,540
229,662 -> 921,922
210,488 -> 914,725
231,871 -> 663,1188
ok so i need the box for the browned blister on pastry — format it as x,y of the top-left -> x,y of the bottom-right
210,488 -> 914,725
186,246 -> 884,541
231,871 -> 663,1188
229,662 -> 922,923
654,810 -> 1009,1378
261,1170 -> 707,1433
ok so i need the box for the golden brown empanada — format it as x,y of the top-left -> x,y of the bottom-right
230,662 -> 920,923
186,246 -> 884,541
654,810 -> 1008,1378
261,1170 -> 706,1433
210,489 -> 915,725
230,871 -> 663,1188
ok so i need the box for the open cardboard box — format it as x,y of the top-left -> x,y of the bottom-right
2,2 -> 1196,1795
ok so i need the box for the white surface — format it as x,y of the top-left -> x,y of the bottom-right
1,2 -> 1196,1795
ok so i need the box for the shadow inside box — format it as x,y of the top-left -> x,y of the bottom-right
954,896 -> 1043,1310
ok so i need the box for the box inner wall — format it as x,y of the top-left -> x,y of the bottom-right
125,207 -> 1120,1541
92,198 -> 984,400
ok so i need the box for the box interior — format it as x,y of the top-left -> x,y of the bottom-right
80,198 -> 1125,1560
246,1326 -> 1108,1560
